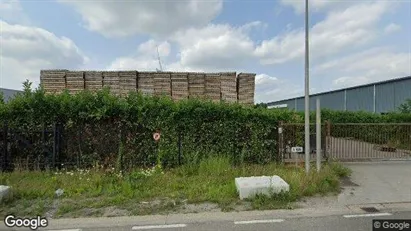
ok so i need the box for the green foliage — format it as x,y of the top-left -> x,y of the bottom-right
2,81 -> 411,170
1,157 -> 348,217
254,103 -> 268,109
0,91 -> 4,105
398,99 -> 411,113
0,85 -> 296,169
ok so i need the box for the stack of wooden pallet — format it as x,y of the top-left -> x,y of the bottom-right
40,70 -> 67,94
188,73 -> 205,99
153,72 -> 171,96
138,72 -> 155,96
84,71 -> 103,91
119,71 -> 137,96
66,71 -> 84,94
237,73 -> 255,105
205,73 -> 221,103
171,72 -> 189,100
220,72 -> 237,103
103,71 -> 120,95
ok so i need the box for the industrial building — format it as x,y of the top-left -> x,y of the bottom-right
267,76 -> 411,113
0,88 -> 21,103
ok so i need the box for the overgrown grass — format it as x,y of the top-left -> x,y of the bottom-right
0,157 -> 350,217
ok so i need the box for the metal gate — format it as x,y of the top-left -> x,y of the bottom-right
327,123 -> 411,161
279,122 -> 411,162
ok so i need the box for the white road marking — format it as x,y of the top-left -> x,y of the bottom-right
132,224 -> 187,230
343,213 -> 392,218
234,219 -> 285,225
47,229 -> 82,231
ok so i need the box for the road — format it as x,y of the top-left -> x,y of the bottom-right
1,202 -> 411,231
2,210 -> 410,231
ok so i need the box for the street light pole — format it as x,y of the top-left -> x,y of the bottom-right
304,0 -> 310,173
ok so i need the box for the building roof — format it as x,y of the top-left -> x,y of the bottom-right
268,75 -> 411,104
1,88 -> 22,102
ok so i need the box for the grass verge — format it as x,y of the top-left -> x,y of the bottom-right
0,157 -> 350,218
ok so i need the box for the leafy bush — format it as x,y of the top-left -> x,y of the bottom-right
2,83 -> 411,171
0,85 -> 296,170
398,99 -> 411,113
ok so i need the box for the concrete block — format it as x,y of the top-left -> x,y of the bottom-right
235,176 -> 290,200
0,185 -> 12,203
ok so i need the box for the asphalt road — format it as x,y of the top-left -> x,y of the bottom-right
33,211 -> 410,231
1,208 -> 410,231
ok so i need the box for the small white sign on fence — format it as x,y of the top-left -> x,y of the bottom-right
291,146 -> 303,153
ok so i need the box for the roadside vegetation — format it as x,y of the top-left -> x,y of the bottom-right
0,157 -> 350,218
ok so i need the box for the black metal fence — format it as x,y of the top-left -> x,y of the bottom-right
1,122 -> 240,172
0,122 -> 63,172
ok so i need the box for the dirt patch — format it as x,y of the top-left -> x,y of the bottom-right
103,206 -> 131,217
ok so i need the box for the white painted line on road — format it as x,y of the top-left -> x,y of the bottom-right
47,229 -> 82,231
132,224 -> 187,230
343,213 -> 392,218
234,219 -> 285,225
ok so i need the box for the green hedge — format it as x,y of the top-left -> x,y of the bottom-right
0,87 -> 297,170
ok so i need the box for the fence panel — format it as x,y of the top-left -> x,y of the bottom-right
278,123 -> 327,164
328,123 -> 411,161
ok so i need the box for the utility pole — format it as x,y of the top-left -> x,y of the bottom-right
304,0 -> 310,173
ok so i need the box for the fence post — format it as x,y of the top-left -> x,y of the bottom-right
53,122 -> 58,170
316,98 -> 321,172
178,131 -> 182,166
42,123 -> 47,171
278,121 -> 284,163
2,121 -> 9,172
325,120 -> 331,162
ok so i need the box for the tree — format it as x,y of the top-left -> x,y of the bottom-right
0,91 -> 4,104
254,103 -> 268,109
398,99 -> 411,113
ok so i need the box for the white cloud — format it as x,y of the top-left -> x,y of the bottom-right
60,0 -> 223,38
171,23 -> 256,70
108,22 -> 261,72
384,23 -> 401,34
0,20 -> 88,89
255,73 -> 303,102
0,0 -> 29,24
107,40 -> 171,71
314,47 -> 411,88
255,1 -> 393,65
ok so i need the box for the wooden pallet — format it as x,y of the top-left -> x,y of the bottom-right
137,72 -> 155,96
171,73 -> 189,100
40,70 -> 67,94
119,71 -> 137,95
220,72 -> 237,103
188,73 -> 205,99
205,73 -> 221,102
153,72 -> 171,96
84,71 -> 103,90
103,71 -> 120,95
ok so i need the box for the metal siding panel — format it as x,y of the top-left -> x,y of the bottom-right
394,78 -> 411,109
309,96 -> 318,111
320,91 -> 345,111
375,83 -> 395,113
296,98 -> 304,111
346,86 -> 374,112
287,99 -> 296,111
1,88 -> 22,102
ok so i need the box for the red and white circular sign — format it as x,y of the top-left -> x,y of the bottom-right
153,132 -> 161,141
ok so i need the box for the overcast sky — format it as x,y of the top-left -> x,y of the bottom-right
1,0 -> 410,103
